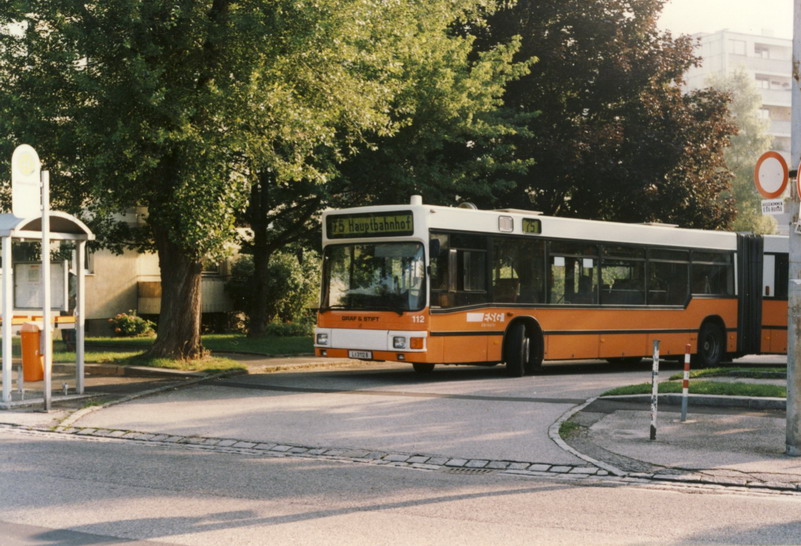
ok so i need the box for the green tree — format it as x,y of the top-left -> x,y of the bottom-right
226,248 -> 320,332
330,35 -> 533,208
240,2 -> 531,336
473,0 -> 737,228
0,1 -> 508,356
707,69 -> 776,233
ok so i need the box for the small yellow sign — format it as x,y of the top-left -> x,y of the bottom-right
522,218 -> 542,234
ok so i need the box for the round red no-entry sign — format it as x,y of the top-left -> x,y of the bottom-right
754,151 -> 788,199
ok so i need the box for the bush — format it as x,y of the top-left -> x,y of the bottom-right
264,317 -> 314,337
225,249 -> 320,333
108,310 -> 156,337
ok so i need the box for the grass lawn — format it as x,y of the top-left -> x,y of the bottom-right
8,333 -> 313,373
58,333 -> 312,357
201,334 -> 313,355
668,367 -> 786,381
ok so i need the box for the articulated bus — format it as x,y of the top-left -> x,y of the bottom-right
313,196 -> 788,376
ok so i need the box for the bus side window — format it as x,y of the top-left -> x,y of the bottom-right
763,254 -> 776,298
764,253 -> 789,299
775,254 -> 789,299
429,234 -> 452,307
691,252 -> 734,296
649,262 -> 688,305
600,245 -> 645,305
550,256 -> 597,304
492,237 -> 545,304
455,249 -> 487,306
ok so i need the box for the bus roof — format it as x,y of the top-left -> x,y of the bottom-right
322,198 -> 783,251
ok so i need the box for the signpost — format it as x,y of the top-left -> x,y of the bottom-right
11,144 -> 42,218
10,145 -> 53,411
788,2 -> 801,456
761,199 -> 785,215
754,151 -> 788,199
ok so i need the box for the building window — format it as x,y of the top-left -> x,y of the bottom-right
730,39 -> 746,55
755,44 -> 771,58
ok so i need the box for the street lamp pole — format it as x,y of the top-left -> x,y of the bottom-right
787,0 -> 801,456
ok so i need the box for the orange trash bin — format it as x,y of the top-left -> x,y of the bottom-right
21,322 -> 43,382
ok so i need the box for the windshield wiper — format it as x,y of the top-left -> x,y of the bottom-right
362,305 -> 405,316
317,305 -> 347,313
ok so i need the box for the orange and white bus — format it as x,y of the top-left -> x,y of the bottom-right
314,196 -> 788,376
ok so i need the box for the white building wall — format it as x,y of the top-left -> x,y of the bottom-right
684,29 -> 792,165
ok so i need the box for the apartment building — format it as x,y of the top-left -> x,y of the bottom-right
683,29 -> 792,165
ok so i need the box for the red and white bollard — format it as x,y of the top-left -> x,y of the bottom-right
681,343 -> 691,422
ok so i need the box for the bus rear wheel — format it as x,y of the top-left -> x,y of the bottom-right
504,323 -> 528,377
412,363 -> 435,374
693,322 -> 725,368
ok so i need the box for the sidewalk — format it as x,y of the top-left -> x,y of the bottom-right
559,396 -> 801,491
0,356 -> 362,427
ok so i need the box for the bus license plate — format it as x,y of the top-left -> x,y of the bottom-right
349,350 -> 372,359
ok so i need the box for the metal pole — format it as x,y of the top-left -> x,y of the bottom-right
788,0 -> 801,456
76,241 -> 85,394
1,236 -> 11,404
650,340 -> 660,441
681,343 -> 691,422
41,170 -> 51,412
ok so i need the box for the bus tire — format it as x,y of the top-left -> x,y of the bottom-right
504,323 -> 527,377
412,363 -> 435,374
693,322 -> 725,368
524,332 -> 544,375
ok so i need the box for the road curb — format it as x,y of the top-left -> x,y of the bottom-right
549,397 -> 628,477
601,393 -> 786,410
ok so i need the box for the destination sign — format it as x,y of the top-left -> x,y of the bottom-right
522,218 -> 542,234
327,211 -> 414,239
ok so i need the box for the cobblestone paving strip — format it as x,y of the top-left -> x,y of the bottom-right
3,422 -> 801,495
41,423 -> 610,479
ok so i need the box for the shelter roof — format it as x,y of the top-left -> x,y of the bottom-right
0,212 -> 94,240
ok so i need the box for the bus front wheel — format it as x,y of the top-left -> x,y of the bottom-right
694,322 -> 725,368
504,323 -> 528,377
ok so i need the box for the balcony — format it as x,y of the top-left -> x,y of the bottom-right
760,88 -> 791,107
769,120 -> 791,137
740,56 -> 791,75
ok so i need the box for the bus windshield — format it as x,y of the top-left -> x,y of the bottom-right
322,242 -> 426,313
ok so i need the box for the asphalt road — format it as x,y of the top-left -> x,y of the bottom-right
72,359 -> 668,465
3,425 -> 801,544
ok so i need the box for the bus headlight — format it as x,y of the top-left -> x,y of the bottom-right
316,333 -> 329,346
393,336 -> 407,349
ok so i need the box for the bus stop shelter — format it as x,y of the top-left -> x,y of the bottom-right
0,211 -> 94,407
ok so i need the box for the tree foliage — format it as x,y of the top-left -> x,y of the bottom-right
706,69 -> 776,233
329,29 -> 533,208
473,0 -> 737,228
226,249 -> 320,331
0,0 -> 515,355
238,0 -> 529,334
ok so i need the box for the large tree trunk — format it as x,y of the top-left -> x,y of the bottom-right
146,230 -> 204,359
248,179 -> 271,337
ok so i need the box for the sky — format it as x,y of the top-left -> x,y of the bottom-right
658,0 -> 793,39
